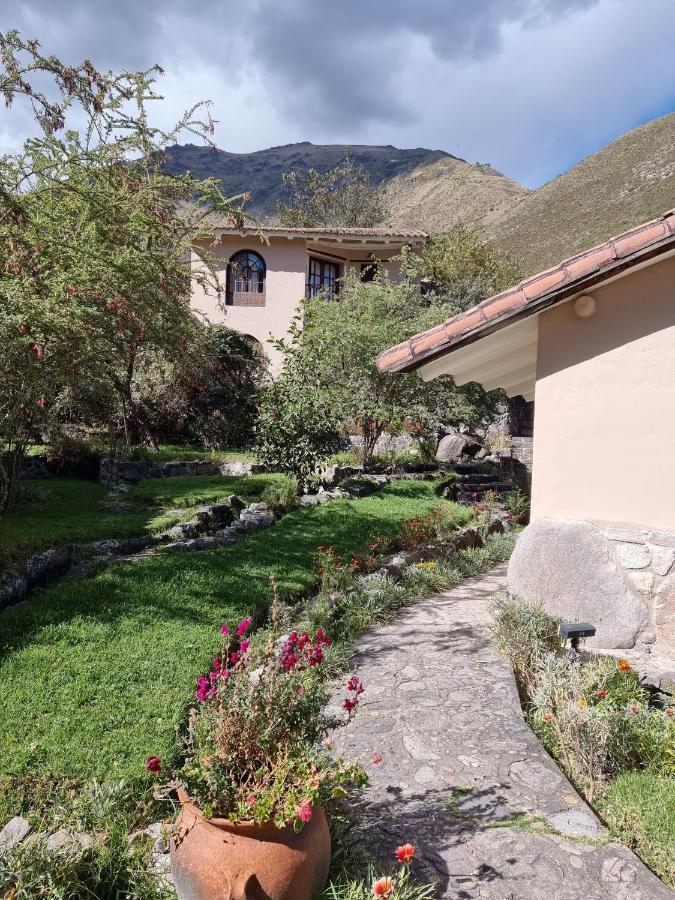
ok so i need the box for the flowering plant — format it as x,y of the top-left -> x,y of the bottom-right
155,580 -> 367,830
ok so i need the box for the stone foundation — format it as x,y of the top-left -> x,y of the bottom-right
507,517 -> 675,655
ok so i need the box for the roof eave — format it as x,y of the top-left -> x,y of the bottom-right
379,234 -> 675,375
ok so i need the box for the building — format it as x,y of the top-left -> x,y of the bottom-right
378,209 -> 675,654
190,225 -> 427,371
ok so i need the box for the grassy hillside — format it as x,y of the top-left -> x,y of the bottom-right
484,113 -> 675,274
384,156 -> 528,233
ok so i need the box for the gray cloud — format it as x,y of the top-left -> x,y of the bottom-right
1,0 -> 673,187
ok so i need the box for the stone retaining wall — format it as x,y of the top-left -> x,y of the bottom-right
98,457 -> 265,486
510,436 -> 533,472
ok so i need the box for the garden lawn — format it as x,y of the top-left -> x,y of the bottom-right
0,481 -> 468,786
597,772 -> 675,886
0,474 -> 284,568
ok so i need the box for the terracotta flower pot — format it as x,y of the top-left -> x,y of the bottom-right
170,789 -> 331,900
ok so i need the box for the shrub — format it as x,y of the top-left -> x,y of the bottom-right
262,476 -> 298,513
397,507 -> 466,550
504,489 -> 530,525
491,596 -> 562,695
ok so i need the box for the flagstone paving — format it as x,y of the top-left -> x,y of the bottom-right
330,564 -> 673,899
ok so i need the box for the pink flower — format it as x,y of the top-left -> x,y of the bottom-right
296,801 -> 313,823
31,343 -> 44,361
321,737 -> 335,750
230,651 -> 239,665
35,398 -> 45,408
146,756 -> 161,774
246,794 -> 256,807
18,324 -> 28,334
372,752 -> 383,765
343,697 -> 359,713
236,616 -> 251,638
239,639 -> 250,654
220,624 -> 230,637
372,877 -> 394,898
296,685 -> 306,697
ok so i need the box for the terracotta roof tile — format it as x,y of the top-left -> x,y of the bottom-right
378,207 -> 675,374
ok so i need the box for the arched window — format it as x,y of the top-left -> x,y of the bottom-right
227,250 -> 266,306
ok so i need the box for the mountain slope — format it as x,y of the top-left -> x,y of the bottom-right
484,113 -> 675,274
384,156 -> 529,233
164,142 -> 452,217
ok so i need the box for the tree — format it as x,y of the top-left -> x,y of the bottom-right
255,319 -> 341,492
276,152 -> 385,227
412,225 -> 521,311
0,31 -> 243,509
289,270 -> 501,469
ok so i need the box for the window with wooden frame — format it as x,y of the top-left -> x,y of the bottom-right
226,250 -> 266,306
306,256 -> 340,299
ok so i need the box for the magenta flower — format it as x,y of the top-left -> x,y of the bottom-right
239,639 -> 250,654
236,617 -> 252,638
220,624 -> 230,637
296,801 -> 313,823
146,756 -> 161,774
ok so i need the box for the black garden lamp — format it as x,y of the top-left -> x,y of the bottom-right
559,622 -> 596,651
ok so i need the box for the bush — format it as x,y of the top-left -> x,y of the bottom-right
491,596 -> 562,695
529,654 -> 674,799
262,476 -> 298,513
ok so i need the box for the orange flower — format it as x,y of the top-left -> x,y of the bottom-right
372,876 -> 395,898
542,713 -> 554,723
395,842 -> 415,863
618,659 -> 631,672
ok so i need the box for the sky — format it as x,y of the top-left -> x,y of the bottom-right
1,0 -> 673,188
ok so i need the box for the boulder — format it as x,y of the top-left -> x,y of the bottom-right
45,828 -> 93,854
654,574 -> 675,655
0,816 -> 31,852
507,519 -> 649,648
435,433 -> 482,463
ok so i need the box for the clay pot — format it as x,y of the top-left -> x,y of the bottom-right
170,789 -> 331,900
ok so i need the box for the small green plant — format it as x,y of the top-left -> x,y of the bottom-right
14,482 -> 55,505
484,427 -> 512,451
491,596 -> 562,695
262,476 -> 298,512
505,489 -> 530,524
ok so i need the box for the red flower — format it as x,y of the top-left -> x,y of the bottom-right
35,398 -> 45,408
246,794 -> 256,807
220,624 -> 229,637
343,697 -> 358,713
18,324 -> 28,334
596,689 -> 606,699
146,756 -> 161,774
395,842 -> 415,864
31,343 -> 44,361
372,752 -> 383,765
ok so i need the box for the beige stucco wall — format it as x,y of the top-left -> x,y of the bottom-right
531,254 -> 675,530
190,236 -> 308,372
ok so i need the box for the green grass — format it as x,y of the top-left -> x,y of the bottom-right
0,474 -> 285,569
597,772 -> 675,886
0,481 -> 461,785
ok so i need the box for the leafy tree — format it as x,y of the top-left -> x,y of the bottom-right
276,152 -> 385,227
285,271 -> 500,469
255,320 -> 341,492
0,31 -> 242,509
412,224 -> 521,311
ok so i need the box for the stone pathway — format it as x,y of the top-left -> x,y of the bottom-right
330,565 -> 673,899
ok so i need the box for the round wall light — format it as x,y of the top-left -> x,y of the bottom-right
574,294 -> 596,318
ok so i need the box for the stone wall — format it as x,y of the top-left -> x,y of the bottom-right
98,457 -> 265,486
510,437 -> 533,472
508,517 -> 674,655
